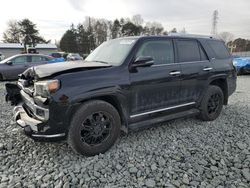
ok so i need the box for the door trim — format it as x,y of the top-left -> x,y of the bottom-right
130,102 -> 196,118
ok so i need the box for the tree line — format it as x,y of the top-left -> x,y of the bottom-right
2,16 -> 250,54
59,15 -> 179,54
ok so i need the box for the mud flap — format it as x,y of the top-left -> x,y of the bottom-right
5,83 -> 22,105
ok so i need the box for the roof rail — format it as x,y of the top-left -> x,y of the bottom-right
168,33 -> 214,39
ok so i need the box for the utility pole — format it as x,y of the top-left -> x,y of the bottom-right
211,10 -> 218,35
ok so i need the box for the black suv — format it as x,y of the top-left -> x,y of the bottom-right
6,35 -> 237,156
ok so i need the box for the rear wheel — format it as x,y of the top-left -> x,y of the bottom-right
68,100 -> 121,156
198,85 -> 224,121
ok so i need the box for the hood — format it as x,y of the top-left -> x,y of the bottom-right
22,60 -> 111,79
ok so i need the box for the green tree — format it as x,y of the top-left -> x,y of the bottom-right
121,22 -> 142,36
170,28 -> 177,33
60,24 -> 78,53
18,19 -> 47,47
111,19 -> 121,39
77,24 -> 90,54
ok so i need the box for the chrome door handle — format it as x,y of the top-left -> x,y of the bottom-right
203,67 -> 213,71
169,71 -> 181,76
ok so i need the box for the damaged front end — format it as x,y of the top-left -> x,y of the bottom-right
5,68 -> 65,140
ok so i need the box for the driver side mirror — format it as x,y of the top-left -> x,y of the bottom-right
6,61 -> 13,65
131,56 -> 154,68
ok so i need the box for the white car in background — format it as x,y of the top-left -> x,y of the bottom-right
0,52 -> 5,61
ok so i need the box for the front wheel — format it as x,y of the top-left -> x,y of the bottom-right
68,100 -> 121,156
197,85 -> 224,121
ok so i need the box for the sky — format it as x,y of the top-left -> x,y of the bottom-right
0,0 -> 250,43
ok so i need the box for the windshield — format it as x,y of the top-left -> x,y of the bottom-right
85,38 -> 137,66
0,55 -> 16,64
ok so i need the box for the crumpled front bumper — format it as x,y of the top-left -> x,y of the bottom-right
13,103 -> 66,139
6,83 -> 66,139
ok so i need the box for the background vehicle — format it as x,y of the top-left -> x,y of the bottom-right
67,53 -> 83,61
0,52 -> 4,61
233,57 -> 250,74
0,54 -> 52,80
6,36 -> 236,156
50,52 -> 68,59
49,52 -> 67,63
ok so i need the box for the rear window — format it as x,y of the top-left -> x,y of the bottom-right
177,40 -> 201,62
208,40 -> 231,59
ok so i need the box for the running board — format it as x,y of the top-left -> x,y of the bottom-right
128,108 -> 200,131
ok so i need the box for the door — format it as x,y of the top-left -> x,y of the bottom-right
4,56 -> 28,79
129,39 -> 181,120
175,39 -> 213,104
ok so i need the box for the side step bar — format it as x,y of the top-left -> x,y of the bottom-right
128,108 -> 200,131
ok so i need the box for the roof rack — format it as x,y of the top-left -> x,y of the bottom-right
168,33 -> 214,39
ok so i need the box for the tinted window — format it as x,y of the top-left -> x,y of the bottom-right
12,56 -> 27,64
32,56 -> 48,63
177,40 -> 200,62
51,53 -> 62,58
208,40 -> 231,59
136,40 -> 174,65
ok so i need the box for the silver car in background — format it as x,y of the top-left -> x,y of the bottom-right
0,54 -> 52,80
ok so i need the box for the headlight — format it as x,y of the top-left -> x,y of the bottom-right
34,80 -> 60,97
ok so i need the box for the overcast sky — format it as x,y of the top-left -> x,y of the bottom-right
0,0 -> 249,43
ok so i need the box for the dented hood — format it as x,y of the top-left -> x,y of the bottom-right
22,60 -> 111,79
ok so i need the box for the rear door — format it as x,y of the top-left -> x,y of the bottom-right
176,39 -> 213,104
129,38 -> 181,120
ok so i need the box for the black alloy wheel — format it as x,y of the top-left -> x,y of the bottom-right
68,100 -> 121,156
198,85 -> 224,121
80,112 -> 112,145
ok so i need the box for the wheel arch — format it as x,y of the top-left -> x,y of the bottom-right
209,78 -> 228,105
68,94 -> 129,133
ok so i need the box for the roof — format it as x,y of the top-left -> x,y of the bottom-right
0,43 -> 57,49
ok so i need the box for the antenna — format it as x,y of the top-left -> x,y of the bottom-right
211,10 -> 218,35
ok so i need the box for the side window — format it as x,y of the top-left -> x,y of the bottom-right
12,56 -> 27,64
177,40 -> 200,62
31,56 -> 46,63
207,40 -> 231,59
136,40 -> 174,65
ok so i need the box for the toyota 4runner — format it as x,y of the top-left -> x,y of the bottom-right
6,35 -> 237,156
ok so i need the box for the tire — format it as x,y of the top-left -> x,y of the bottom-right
68,100 -> 121,156
197,85 -> 224,121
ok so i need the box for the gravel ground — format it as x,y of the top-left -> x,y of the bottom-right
0,76 -> 250,188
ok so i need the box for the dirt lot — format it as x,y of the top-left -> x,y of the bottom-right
0,76 -> 250,187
